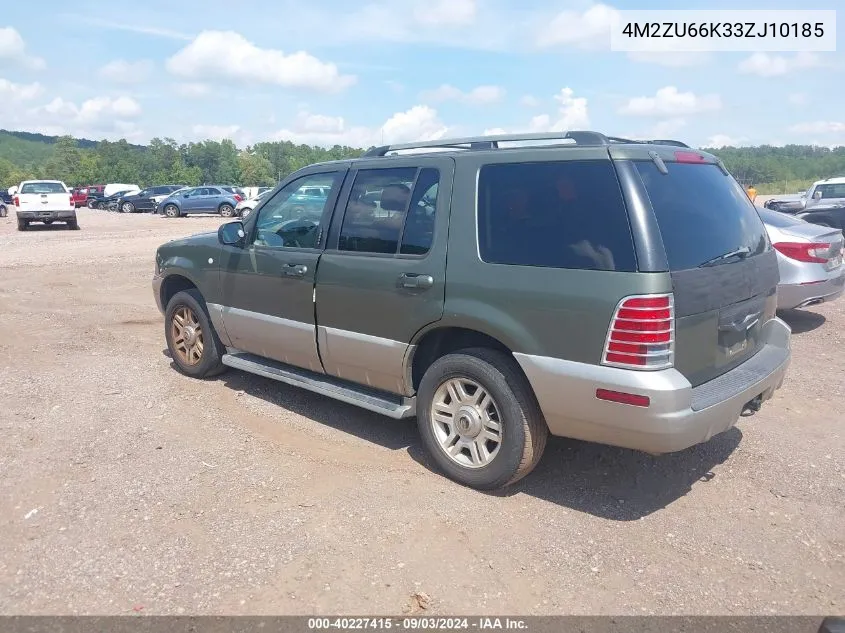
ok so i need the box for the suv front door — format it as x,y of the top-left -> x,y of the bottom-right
315,156 -> 454,395
217,169 -> 347,372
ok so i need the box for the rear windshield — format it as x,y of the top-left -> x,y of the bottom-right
477,160 -> 637,272
20,182 -> 67,194
635,161 -> 769,270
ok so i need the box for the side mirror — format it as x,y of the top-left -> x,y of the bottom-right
218,221 -> 246,247
813,191 -> 823,200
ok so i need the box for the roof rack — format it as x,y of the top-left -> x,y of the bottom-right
362,131 -> 690,157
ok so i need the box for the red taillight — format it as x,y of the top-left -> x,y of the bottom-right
773,241 -> 831,264
234,194 -> 243,201
596,389 -> 650,408
674,151 -> 707,164
13,196 -> 19,206
69,194 -> 74,206
602,294 -> 674,370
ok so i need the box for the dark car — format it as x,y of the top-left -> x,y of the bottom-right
152,130 -> 791,490
99,190 -> 136,211
0,187 -> 11,217
117,185 -> 185,213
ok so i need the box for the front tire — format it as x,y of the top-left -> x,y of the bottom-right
416,348 -> 548,490
239,207 -> 252,219
164,289 -> 226,378
219,203 -> 235,217
164,204 -> 180,218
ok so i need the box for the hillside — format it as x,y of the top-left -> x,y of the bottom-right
1,128 -> 844,193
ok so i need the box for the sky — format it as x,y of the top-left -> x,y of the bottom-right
0,0 -> 843,149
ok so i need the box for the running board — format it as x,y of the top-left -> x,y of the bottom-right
221,352 -> 416,419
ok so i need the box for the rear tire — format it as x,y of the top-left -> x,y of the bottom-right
164,289 -> 227,378
164,204 -> 181,218
17,218 -> 28,231
87,199 -> 96,209
67,218 -> 79,230
219,204 -> 235,217
416,347 -> 548,490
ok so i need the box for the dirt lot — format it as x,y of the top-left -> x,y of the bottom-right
0,209 -> 843,615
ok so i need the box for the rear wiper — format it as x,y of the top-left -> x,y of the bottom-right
698,246 -> 752,267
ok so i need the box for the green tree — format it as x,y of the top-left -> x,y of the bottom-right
237,150 -> 275,186
43,136 -> 83,185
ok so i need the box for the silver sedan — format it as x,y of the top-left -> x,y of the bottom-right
759,208 -> 845,310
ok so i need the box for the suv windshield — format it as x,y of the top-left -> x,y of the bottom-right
20,182 -> 66,194
635,161 -> 769,270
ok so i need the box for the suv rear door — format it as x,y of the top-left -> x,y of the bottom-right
618,148 -> 779,386
314,156 -> 454,395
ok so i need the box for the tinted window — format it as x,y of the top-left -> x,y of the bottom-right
635,161 -> 769,270
207,188 -> 222,196
401,168 -> 439,255
253,172 -> 341,249
339,167 -> 416,254
477,160 -> 636,271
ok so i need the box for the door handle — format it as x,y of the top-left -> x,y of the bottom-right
398,273 -> 434,289
282,264 -> 308,277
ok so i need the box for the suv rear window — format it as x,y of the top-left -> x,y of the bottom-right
477,160 -> 636,271
20,182 -> 67,194
635,161 -> 769,271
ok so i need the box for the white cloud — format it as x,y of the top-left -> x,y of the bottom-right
703,134 -> 749,149
737,52 -> 822,77
0,27 -> 45,69
650,118 -> 687,138
273,105 -> 450,148
192,124 -> 242,142
99,59 -> 154,83
0,78 -> 43,101
413,0 -> 476,26
520,95 -> 539,108
40,96 -> 142,123
627,52 -> 711,67
483,88 -> 589,135
536,4 -> 617,49
5,94 -> 145,141
789,121 -> 845,135
166,31 -> 356,93
175,82 -> 211,98
421,84 -> 505,105
788,93 -> 808,106
619,86 -> 721,117
483,127 -> 507,136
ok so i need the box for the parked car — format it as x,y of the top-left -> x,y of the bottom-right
0,187 -> 12,217
99,189 -> 136,211
116,185 -> 185,213
235,188 -> 272,219
104,183 -> 140,198
157,185 -> 241,218
72,184 -> 107,208
12,179 -> 78,230
152,130 -> 792,490
219,186 -> 246,202
764,176 -> 845,215
758,208 -> 845,309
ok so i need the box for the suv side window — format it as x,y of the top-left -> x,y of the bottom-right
339,167 -> 440,255
252,172 -> 341,249
477,160 -> 637,272
816,183 -> 845,198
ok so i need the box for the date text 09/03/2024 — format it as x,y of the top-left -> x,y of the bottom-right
307,617 -> 528,630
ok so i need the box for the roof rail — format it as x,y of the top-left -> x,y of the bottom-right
362,130 -> 612,157
362,131 -> 691,157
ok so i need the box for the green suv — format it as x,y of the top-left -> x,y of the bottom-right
152,131 -> 791,490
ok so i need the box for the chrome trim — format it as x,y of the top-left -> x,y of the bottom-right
318,325 -> 410,395
222,352 -> 416,419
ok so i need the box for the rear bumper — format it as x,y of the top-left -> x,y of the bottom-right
16,209 -> 77,220
515,317 -> 791,454
777,270 -> 845,309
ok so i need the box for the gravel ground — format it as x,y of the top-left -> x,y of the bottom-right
0,209 -> 842,616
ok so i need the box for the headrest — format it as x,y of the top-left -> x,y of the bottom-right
380,184 -> 411,212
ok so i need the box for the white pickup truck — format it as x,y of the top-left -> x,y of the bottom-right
12,180 -> 79,231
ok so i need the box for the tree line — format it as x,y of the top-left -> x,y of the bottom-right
1,130 -> 844,194
0,131 -> 364,189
